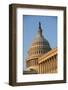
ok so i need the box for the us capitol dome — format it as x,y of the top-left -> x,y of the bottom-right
24,22 -> 57,74
27,22 -> 51,59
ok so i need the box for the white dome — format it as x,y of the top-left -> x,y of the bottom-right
28,22 -> 51,58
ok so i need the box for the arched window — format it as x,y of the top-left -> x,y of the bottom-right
39,50 -> 40,54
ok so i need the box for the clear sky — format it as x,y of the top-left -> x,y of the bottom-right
23,15 -> 57,70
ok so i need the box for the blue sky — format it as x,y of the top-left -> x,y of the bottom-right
23,15 -> 57,70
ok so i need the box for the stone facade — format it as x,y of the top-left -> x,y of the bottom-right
26,48 -> 57,74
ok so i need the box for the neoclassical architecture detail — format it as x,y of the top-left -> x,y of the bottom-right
24,22 -> 57,74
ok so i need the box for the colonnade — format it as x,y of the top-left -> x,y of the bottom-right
38,55 -> 57,74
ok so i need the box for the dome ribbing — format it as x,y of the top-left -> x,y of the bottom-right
27,22 -> 51,59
